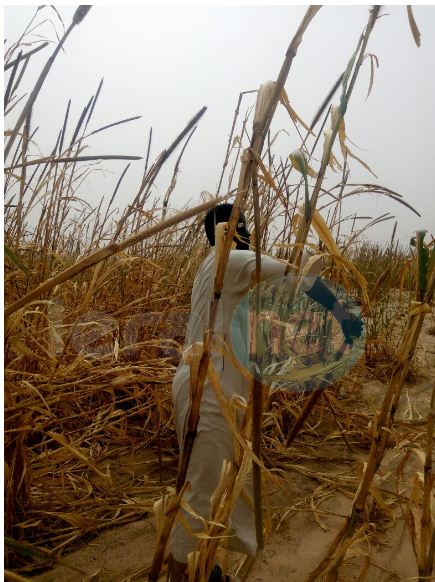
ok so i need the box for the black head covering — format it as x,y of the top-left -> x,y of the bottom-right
204,203 -> 251,250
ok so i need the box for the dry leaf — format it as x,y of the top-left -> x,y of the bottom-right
364,53 -> 379,100
46,431 -> 108,478
280,88 -> 315,136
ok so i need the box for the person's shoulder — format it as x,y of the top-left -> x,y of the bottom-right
229,249 -> 256,259
192,251 -> 215,282
228,249 -> 256,267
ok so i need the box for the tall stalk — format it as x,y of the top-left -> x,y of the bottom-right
251,163 -> 264,551
289,6 -> 381,269
281,3 -> 381,458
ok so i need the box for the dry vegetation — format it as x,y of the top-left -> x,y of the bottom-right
4,5 -> 435,582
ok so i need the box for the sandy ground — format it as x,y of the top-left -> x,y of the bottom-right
31,318 -> 435,582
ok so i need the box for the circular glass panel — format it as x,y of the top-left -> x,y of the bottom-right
230,274 -> 365,392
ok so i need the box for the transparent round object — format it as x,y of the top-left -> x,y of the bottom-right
230,274 -> 365,393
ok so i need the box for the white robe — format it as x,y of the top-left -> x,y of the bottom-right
170,249 -> 318,562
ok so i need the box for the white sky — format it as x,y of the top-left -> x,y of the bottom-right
4,3 -> 435,245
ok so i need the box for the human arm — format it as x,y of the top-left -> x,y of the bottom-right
304,277 -> 363,345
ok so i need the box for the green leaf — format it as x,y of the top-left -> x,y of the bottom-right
290,150 -> 311,222
416,230 -> 428,296
339,33 -> 364,116
4,244 -> 29,273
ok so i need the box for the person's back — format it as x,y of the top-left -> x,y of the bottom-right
172,248 -> 257,441
172,246 -> 314,439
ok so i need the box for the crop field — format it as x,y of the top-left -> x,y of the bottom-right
4,6 -> 435,582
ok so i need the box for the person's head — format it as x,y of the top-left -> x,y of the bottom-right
204,203 -> 251,250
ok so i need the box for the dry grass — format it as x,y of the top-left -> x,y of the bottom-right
4,5 -> 434,582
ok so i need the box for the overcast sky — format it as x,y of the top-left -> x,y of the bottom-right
4,4 -> 435,245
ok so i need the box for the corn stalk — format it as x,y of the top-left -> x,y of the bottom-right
281,4 -> 380,455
